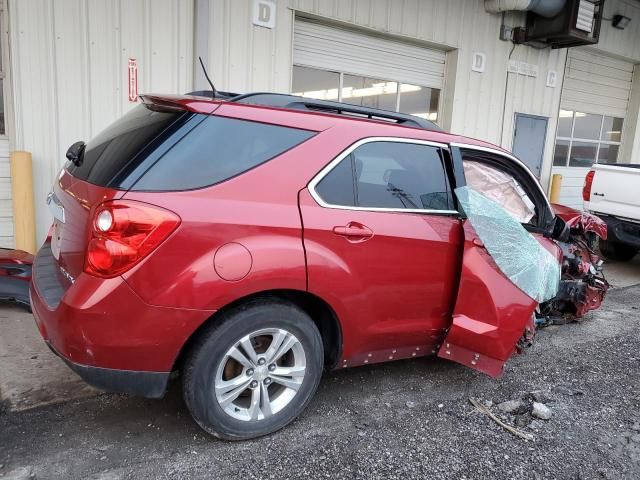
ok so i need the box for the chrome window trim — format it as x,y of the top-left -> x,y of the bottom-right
450,142 -> 553,213
307,136 -> 459,215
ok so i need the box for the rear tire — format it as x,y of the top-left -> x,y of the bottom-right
182,298 -> 323,440
599,239 -> 639,261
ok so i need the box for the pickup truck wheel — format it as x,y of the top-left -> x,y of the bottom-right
599,239 -> 639,261
182,299 -> 323,440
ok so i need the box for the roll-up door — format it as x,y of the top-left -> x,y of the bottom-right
552,49 -> 634,209
561,49 -> 633,118
293,18 -> 446,90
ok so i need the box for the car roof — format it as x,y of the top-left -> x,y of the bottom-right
139,93 -> 507,153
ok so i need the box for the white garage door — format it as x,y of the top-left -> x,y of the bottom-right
561,49 -> 633,118
293,18 -> 446,90
552,49 -> 634,210
292,18 -> 445,123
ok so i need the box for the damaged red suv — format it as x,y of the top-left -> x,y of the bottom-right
31,92 -> 607,440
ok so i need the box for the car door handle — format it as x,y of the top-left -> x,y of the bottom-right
332,223 -> 373,241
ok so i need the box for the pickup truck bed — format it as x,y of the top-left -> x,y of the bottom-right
584,164 -> 640,261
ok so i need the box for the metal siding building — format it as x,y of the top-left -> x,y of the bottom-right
1,0 -> 639,247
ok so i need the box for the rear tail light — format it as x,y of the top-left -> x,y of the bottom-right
583,170 -> 596,202
84,200 -> 180,278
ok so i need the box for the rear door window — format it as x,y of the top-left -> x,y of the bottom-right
133,116 -> 315,191
314,153 -> 357,207
314,141 -> 453,211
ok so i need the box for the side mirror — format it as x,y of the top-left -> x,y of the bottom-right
66,141 -> 86,166
551,215 -> 570,242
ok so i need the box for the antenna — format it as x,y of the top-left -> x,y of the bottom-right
198,56 -> 217,99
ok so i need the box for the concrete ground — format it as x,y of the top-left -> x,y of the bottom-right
0,255 -> 638,479
602,254 -> 640,288
0,306 -> 97,412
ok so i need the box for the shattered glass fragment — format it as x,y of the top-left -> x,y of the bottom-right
455,186 -> 560,303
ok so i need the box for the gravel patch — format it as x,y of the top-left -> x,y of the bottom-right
1,285 -> 639,479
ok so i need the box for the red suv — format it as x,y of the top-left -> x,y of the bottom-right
31,93 -> 607,440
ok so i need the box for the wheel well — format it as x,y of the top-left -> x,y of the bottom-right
173,289 -> 343,373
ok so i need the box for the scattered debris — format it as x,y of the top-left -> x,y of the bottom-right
469,398 -> 533,441
497,399 -> 523,414
532,402 -> 552,420
531,390 -> 553,403
405,401 -> 416,408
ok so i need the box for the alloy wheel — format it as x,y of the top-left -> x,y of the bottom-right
214,328 -> 307,421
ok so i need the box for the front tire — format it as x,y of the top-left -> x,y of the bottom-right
182,299 -> 323,440
599,239 -> 639,261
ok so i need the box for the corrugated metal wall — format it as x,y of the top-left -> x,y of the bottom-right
4,0 -> 640,245
597,0 -> 640,63
202,0 -> 567,192
7,0 -> 194,242
200,0 -> 640,205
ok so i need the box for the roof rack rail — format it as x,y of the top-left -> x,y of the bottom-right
186,89 -> 240,100
230,92 -> 442,131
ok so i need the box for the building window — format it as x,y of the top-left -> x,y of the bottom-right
291,65 -> 439,122
553,110 -> 623,167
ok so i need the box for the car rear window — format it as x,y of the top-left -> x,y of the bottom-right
132,116 -> 315,191
65,105 -> 315,191
65,104 -> 191,187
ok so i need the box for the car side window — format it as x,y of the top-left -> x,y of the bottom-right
133,116 -> 315,191
315,152 -> 357,207
462,158 -> 537,224
315,141 -> 453,211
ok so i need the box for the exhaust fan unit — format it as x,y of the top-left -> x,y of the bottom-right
513,0 -> 604,48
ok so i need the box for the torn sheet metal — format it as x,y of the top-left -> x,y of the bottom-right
437,219 -> 540,378
540,203 -> 609,320
552,203 -> 608,240
463,161 -> 536,224
455,186 -> 560,303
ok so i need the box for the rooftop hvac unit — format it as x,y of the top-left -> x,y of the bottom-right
512,0 -> 604,48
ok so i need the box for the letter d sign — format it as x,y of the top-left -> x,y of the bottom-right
253,0 -> 276,29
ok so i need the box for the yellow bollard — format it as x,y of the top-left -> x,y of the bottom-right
549,173 -> 562,204
9,151 -> 37,254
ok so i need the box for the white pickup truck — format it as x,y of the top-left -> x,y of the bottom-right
583,164 -> 640,261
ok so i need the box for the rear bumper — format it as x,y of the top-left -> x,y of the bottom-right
598,214 -> 640,248
46,341 -> 169,398
30,242 -> 214,396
